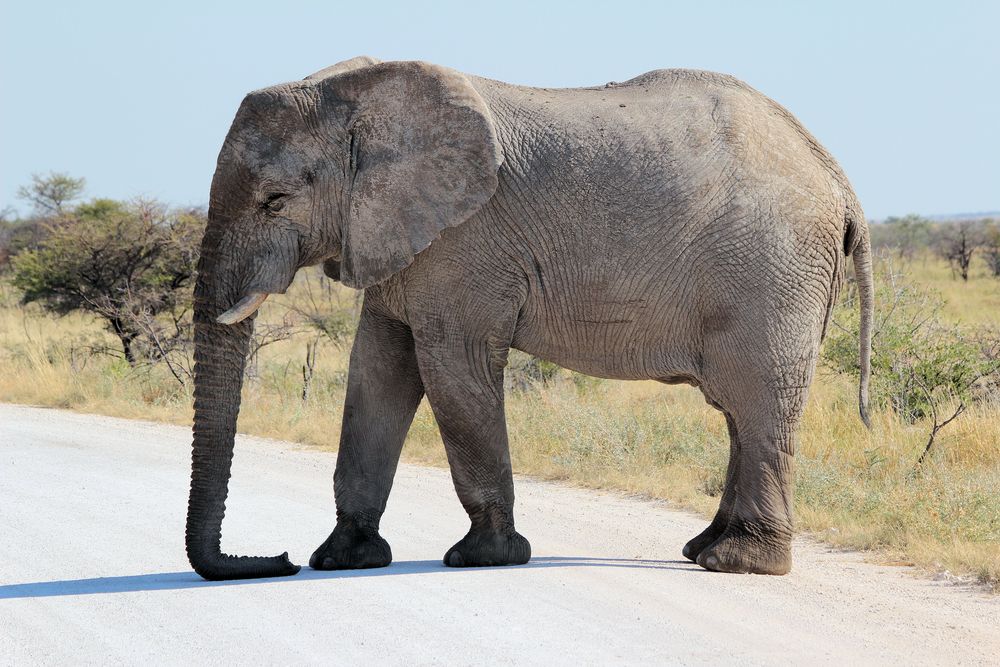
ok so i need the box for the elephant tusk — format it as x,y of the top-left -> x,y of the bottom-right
216,292 -> 269,325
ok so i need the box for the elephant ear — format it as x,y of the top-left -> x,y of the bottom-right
318,61 -> 503,289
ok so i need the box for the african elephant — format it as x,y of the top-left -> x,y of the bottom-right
186,56 -> 873,581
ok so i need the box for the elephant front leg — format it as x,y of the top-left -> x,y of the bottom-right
416,335 -> 530,568
310,304 -> 424,571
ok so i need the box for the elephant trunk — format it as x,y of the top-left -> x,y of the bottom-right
185,227 -> 300,581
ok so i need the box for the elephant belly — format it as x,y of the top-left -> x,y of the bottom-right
510,291 -> 700,383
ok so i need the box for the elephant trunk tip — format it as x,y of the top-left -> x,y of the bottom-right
187,544 -> 301,581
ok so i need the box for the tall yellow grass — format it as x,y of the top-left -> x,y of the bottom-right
0,255 -> 997,590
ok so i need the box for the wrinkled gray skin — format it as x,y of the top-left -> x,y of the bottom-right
187,56 -> 873,581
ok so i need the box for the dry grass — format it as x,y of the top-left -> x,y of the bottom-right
899,251 -> 1000,326
0,257 -> 997,590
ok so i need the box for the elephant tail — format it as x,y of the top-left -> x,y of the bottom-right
845,205 -> 873,428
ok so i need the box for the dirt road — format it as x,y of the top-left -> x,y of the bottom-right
0,403 -> 996,665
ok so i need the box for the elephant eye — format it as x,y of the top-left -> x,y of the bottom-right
262,193 -> 287,213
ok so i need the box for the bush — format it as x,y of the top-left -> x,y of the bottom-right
824,255 -> 1000,464
871,214 -> 931,260
0,217 -> 50,269
505,350 -> 564,392
11,198 -> 204,370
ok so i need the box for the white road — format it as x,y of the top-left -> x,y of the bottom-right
0,403 -> 997,665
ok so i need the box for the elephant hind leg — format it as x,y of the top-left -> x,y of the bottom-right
682,413 -> 740,562
694,415 -> 796,576
691,335 -> 816,575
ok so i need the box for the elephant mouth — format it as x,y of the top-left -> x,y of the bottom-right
217,292 -> 269,325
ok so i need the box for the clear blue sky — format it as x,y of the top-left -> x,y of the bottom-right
2,0 -> 997,220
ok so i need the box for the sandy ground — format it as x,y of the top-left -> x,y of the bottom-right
0,403 -> 997,665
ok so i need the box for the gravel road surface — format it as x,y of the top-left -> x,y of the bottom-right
1,403 -> 997,665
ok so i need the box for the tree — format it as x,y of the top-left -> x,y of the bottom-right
874,214 -> 931,261
935,220 -> 982,281
3,174 -> 86,269
16,172 -> 85,215
0,218 -> 47,267
982,220 -> 1000,279
12,198 -> 204,366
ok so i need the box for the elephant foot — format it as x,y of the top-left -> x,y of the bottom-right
309,516 -> 392,570
695,518 -> 792,575
444,529 -> 531,568
682,516 -> 730,562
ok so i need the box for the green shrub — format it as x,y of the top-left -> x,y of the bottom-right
824,256 -> 1000,463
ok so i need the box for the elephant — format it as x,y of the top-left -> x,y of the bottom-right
186,55 -> 873,581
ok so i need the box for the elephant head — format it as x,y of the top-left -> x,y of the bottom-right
186,58 -> 503,580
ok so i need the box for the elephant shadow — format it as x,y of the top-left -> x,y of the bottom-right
0,556 -> 701,600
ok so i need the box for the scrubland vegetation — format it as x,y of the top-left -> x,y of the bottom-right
1,175 -> 998,589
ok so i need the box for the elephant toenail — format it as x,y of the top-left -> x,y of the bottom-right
682,544 -> 691,558
447,551 -> 464,567
706,555 -> 718,569
322,557 -> 335,569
